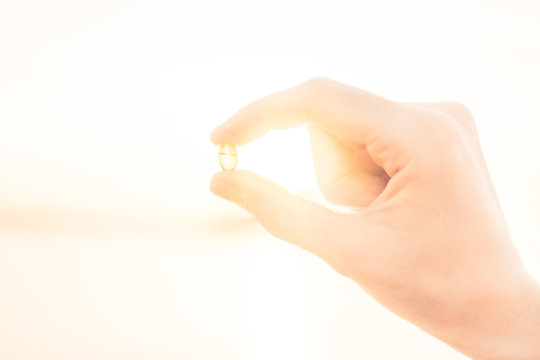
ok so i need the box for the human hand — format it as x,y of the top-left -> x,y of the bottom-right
209,78 -> 540,359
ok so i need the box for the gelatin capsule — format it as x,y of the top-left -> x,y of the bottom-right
219,144 -> 238,171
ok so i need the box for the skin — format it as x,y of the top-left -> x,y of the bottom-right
209,77 -> 540,359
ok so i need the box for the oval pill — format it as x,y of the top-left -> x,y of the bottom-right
219,144 -> 238,171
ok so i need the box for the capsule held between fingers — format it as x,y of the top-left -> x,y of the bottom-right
219,144 -> 238,171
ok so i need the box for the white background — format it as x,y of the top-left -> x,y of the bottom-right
0,0 -> 539,358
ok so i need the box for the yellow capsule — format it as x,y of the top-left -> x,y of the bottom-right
219,144 -> 238,171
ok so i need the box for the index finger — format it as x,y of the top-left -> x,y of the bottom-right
210,77 -> 401,146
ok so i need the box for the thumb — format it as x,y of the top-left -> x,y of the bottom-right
210,170 -> 347,256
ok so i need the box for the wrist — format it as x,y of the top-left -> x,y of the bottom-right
434,269 -> 540,360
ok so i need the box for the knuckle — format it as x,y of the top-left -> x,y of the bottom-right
434,114 -> 466,143
439,102 -> 479,143
447,101 -> 473,118
413,111 -> 466,153
305,76 -> 333,87
442,101 -> 475,126
298,77 -> 337,117
302,76 -> 335,97
412,112 -> 472,171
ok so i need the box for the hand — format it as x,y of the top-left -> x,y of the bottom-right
209,77 -> 540,359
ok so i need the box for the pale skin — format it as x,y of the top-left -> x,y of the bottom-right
209,77 -> 540,359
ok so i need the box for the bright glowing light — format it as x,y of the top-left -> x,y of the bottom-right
1,1 -> 539,359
